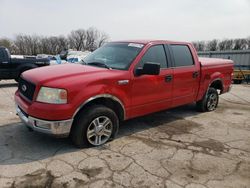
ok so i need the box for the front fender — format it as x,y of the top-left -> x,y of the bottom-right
69,82 -> 130,119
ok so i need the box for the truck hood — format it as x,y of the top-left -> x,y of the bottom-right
22,64 -> 123,87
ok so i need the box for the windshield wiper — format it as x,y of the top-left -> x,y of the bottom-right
81,59 -> 87,64
86,62 -> 112,69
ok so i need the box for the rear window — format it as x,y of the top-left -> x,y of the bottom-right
171,45 -> 194,67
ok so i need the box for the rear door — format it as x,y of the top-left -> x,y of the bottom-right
169,44 -> 200,107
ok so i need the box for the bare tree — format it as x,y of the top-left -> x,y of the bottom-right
218,40 -> 227,51
14,35 -> 27,54
0,38 -> 12,50
192,41 -> 205,51
84,27 -> 109,51
68,29 -> 86,51
224,39 -> 233,51
247,37 -> 250,49
0,27 -> 108,55
206,39 -> 218,51
233,38 -> 247,50
85,27 -> 98,51
97,32 -> 109,48
68,28 -> 109,51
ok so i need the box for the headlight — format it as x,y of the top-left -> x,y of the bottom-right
36,87 -> 67,104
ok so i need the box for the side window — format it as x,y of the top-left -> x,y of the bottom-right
171,45 -> 194,67
138,45 -> 167,68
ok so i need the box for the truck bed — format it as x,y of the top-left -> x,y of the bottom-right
199,57 -> 233,67
11,57 -> 49,65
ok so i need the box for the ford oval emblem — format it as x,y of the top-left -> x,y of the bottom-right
21,84 -> 27,92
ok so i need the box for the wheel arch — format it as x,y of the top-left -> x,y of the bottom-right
72,94 -> 126,122
209,78 -> 224,94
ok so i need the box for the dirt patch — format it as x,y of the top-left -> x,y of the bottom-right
12,169 -> 55,188
158,119 -> 202,137
126,118 -> 203,148
193,139 -> 226,153
130,135 -> 162,148
233,112 -> 243,115
237,162 -> 250,179
80,167 -> 103,178
220,100 -> 250,111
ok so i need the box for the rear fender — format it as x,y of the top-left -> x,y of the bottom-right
197,72 -> 224,101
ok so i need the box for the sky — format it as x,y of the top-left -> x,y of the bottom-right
0,0 -> 250,42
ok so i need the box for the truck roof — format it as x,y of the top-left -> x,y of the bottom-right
112,40 -> 191,45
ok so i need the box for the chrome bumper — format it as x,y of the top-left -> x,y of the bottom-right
16,105 -> 73,137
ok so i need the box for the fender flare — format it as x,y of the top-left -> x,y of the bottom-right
72,94 -> 126,120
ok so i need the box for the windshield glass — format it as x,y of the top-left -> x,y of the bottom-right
82,42 -> 144,70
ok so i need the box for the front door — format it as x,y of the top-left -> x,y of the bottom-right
130,44 -> 173,118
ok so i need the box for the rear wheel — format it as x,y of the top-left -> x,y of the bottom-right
196,87 -> 219,112
70,105 -> 119,148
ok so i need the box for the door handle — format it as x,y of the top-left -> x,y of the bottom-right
193,71 -> 199,78
165,75 -> 173,82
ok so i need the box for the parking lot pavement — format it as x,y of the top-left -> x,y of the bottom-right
0,80 -> 250,188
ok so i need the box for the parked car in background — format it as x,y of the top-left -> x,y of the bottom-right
60,49 -> 91,62
15,40 -> 233,147
0,46 -> 50,82
11,55 -> 24,59
66,51 -> 91,64
66,56 -> 82,63
48,55 -> 66,65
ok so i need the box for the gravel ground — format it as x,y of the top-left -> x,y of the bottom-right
0,80 -> 250,188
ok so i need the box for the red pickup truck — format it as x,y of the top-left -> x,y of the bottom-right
15,40 -> 233,147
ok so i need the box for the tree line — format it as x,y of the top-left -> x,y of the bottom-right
192,37 -> 250,52
1,29 -> 249,54
0,27 -> 109,55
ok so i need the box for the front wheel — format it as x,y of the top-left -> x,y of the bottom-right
196,87 -> 219,112
70,105 -> 119,148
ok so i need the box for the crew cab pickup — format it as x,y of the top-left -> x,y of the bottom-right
0,46 -> 49,82
15,40 -> 233,147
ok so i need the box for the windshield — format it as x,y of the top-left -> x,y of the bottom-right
82,42 -> 144,70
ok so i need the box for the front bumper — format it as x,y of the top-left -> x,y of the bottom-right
16,105 -> 73,137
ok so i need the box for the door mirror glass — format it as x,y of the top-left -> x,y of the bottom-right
136,62 -> 160,76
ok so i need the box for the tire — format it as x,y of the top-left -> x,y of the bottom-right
70,105 -> 119,148
196,87 -> 219,112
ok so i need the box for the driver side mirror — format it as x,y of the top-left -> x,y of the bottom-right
135,62 -> 160,76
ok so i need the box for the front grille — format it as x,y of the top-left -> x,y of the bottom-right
18,77 -> 36,101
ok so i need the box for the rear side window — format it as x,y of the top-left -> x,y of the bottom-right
171,45 -> 194,67
138,45 -> 167,68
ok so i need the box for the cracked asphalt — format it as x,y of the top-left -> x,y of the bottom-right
0,80 -> 250,188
